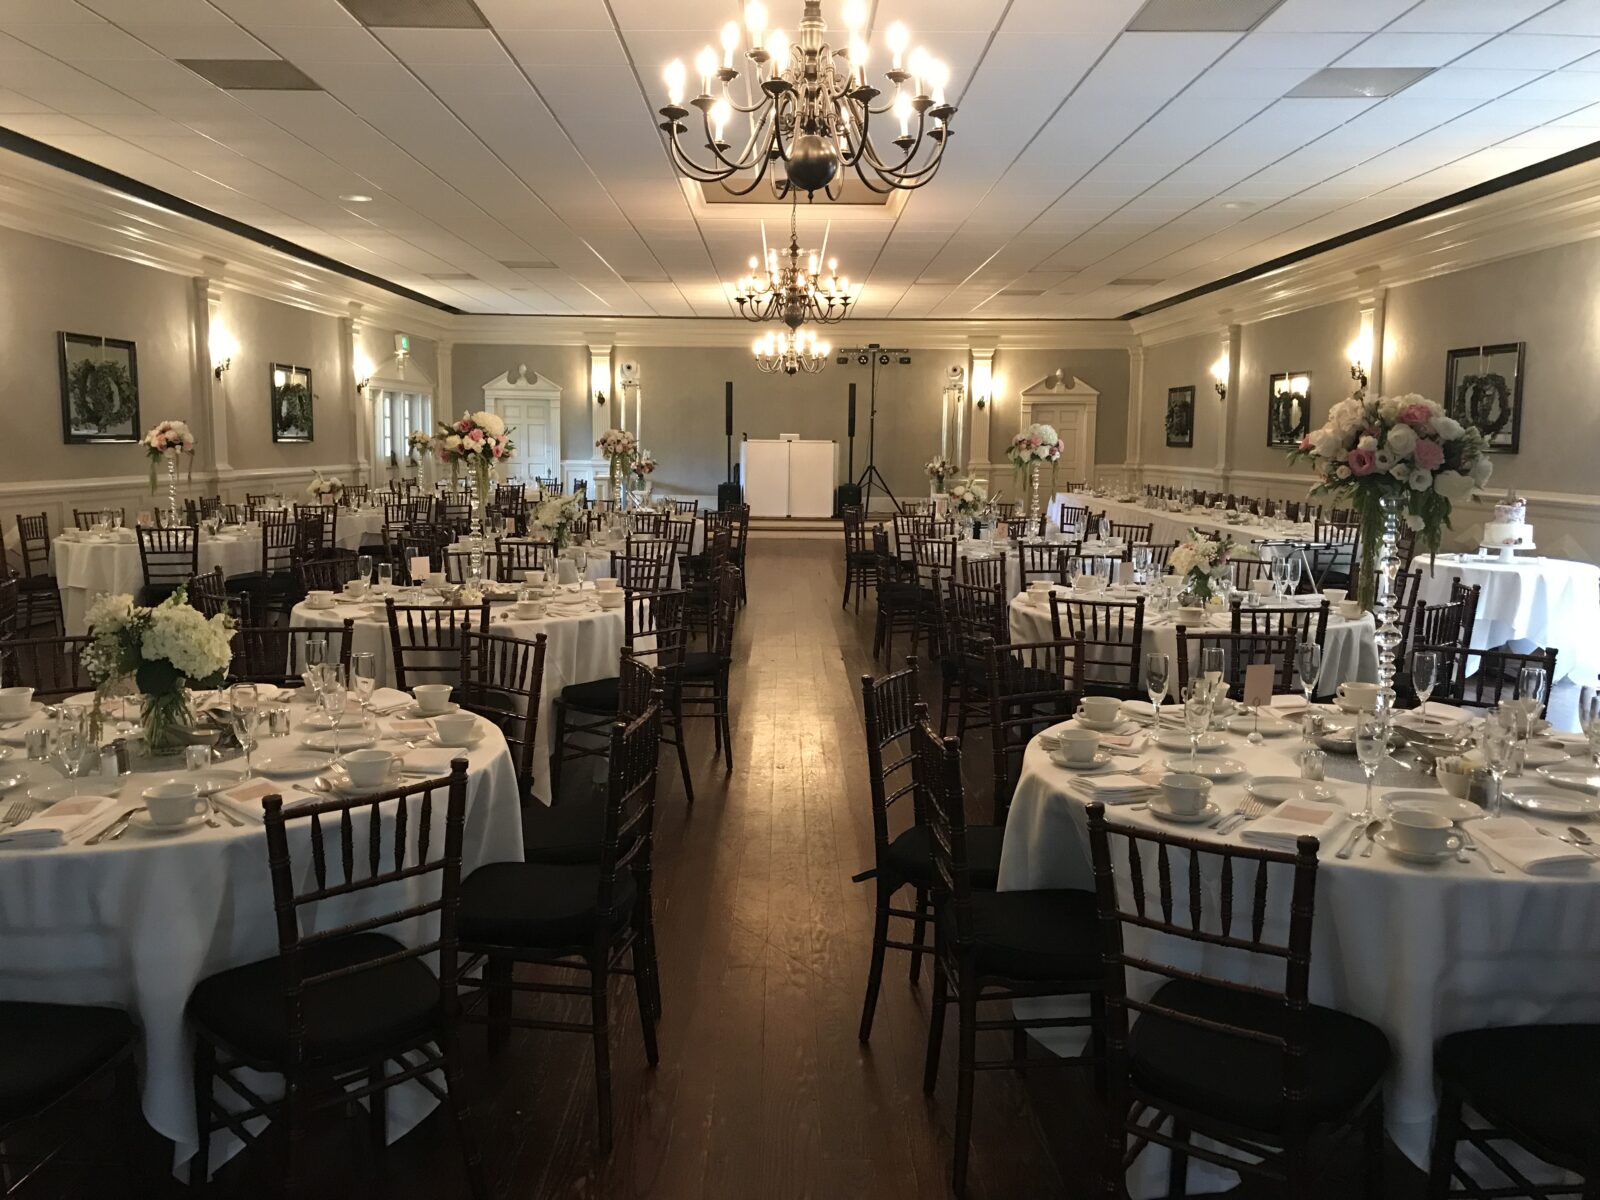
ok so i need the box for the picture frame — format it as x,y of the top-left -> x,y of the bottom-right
58,331 -> 140,444
270,363 -> 314,443
1267,371 -> 1311,446
1164,385 -> 1195,448
1443,342 -> 1523,454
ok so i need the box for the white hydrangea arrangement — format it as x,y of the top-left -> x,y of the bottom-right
406,429 -> 434,460
436,410 -> 514,468
306,472 -> 344,501
533,491 -> 584,551
946,478 -> 988,517
1168,530 -> 1237,604
925,455 -> 955,486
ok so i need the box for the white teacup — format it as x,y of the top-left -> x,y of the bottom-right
594,577 -> 620,592
1057,729 -> 1101,765
1159,773 -> 1212,816
306,589 -> 335,608
0,686 -> 33,720
514,600 -> 542,619
597,590 -> 625,609
1336,682 -> 1382,712
1321,588 -> 1347,606
1388,808 -> 1460,856
412,684 -> 453,715
342,749 -> 395,788
1338,599 -> 1364,620
1078,696 -> 1122,726
343,579 -> 368,598
142,781 -> 204,827
432,713 -> 477,746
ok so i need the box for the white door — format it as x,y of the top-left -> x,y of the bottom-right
493,400 -> 551,484
1026,404 -> 1090,481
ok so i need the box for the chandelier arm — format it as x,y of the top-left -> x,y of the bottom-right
693,104 -> 771,174
662,119 -> 759,180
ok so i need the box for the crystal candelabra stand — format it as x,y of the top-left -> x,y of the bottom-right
165,454 -> 179,526
1028,462 -> 1042,522
467,463 -> 489,585
1371,495 -> 1404,706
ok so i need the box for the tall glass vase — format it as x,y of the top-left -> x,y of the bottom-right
1028,461 -> 1041,522
141,687 -> 191,758
1370,494 -> 1404,707
467,460 -> 489,585
165,454 -> 179,526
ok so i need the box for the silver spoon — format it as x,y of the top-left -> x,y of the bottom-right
1360,818 -> 1383,857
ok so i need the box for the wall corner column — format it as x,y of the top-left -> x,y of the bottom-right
1127,343 -> 1146,482
966,344 -> 995,486
193,271 -> 231,476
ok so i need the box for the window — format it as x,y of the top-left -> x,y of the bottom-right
374,391 -> 432,468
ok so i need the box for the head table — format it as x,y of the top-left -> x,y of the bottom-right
0,690 -> 523,1176
1002,705 -> 1600,1196
292,582 -> 627,803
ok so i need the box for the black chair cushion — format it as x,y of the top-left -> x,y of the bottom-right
681,651 -> 725,679
188,933 -> 440,1066
560,676 -> 618,714
134,583 -> 182,608
936,887 -> 1101,982
458,862 -> 637,950
0,1002 -> 133,1124
16,575 -> 56,593
1129,978 -> 1391,1132
1436,1024 -> 1600,1163
523,798 -> 606,865
883,823 -> 1004,891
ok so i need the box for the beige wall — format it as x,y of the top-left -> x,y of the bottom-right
449,343 -> 591,463
987,347 -> 1130,467
1139,332 -> 1221,471
1233,299 -> 1361,479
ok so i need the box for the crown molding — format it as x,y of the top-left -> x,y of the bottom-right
1131,155 -> 1600,347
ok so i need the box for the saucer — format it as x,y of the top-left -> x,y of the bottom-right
1247,777 -> 1335,805
156,769 -> 241,797
1154,730 -> 1227,753
1374,827 -> 1459,865
128,811 -> 204,836
255,751 -> 335,778
1074,714 -> 1124,732
302,599 -> 339,611
302,731 -> 377,753
401,703 -> 459,720
1226,714 -> 1294,737
1381,791 -> 1482,823
1049,751 -> 1113,773
427,727 -> 484,749
1149,799 -> 1220,825
1162,756 -> 1244,780
300,712 -> 369,731
327,764 -> 404,798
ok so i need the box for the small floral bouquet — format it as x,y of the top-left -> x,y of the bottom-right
143,419 -> 195,493
925,455 -> 955,488
596,427 -> 637,467
533,491 -> 584,551
436,411 -> 514,469
1007,423 -> 1063,468
406,429 -> 433,460
306,472 -> 344,502
946,478 -> 987,518
1289,389 -> 1492,606
632,448 -> 657,478
1168,529 -> 1236,604
84,590 -> 234,755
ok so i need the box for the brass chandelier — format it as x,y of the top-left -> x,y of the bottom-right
656,0 -> 955,198
753,327 -> 829,376
734,200 -> 852,327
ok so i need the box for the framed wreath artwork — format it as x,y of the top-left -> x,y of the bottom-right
1266,371 -> 1311,446
1165,385 -> 1195,448
59,332 -> 140,444
270,363 -> 314,443
1444,342 -> 1523,454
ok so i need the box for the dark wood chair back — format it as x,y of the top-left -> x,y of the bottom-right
444,547 -> 498,584
458,630 -> 547,802
911,715 -> 975,930
670,498 -> 698,515
944,578 -> 1007,647
258,515 -> 299,576
14,514 -> 51,578
1107,520 -> 1153,547
294,503 -> 338,553
983,636 -> 1084,823
665,517 -> 697,560
231,621 -> 353,686
1229,557 -> 1272,590
1018,542 -> 1066,586
496,539 -> 553,581
188,566 -> 247,623
385,601 -> 490,691
594,702 -> 662,927
1410,581 -> 1481,701
958,553 -> 1005,592
1460,646 -> 1558,716
437,498 -> 473,535
0,634 -> 92,699
0,577 -> 16,641
1232,600 -> 1331,650
706,567 -> 743,660
1048,595 -> 1146,698
73,508 -> 126,531
1176,627 -> 1301,694
860,659 -> 922,860
296,557 -> 360,593
137,526 -> 199,589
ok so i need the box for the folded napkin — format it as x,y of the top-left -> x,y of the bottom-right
1473,818 -> 1593,875
1064,773 -> 1158,804
0,795 -> 120,849
1099,732 -> 1149,756
1269,694 -> 1308,712
1240,799 -> 1347,852
388,719 -> 435,738
214,778 -> 288,823
369,688 -> 413,715
1036,722 -> 1074,752
402,748 -> 460,776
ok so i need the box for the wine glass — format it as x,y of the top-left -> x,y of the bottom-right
1353,709 -> 1387,823
1144,652 -> 1170,735
1411,650 -> 1439,723
377,562 -> 395,592
573,546 -> 589,578
1181,682 -> 1214,774
305,636 -> 327,672
349,652 -> 377,721
1284,553 -> 1303,596
229,683 -> 260,779
356,554 -> 374,586
1578,686 -> 1600,768
321,679 -> 348,759
1269,554 -> 1289,600
1479,708 -> 1516,818
1295,642 -> 1322,742
1200,646 -> 1226,694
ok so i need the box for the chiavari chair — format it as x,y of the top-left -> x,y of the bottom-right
957,551 -> 1006,592
0,634 -> 94,700
188,763 -> 486,1197
188,565 -> 250,624
1232,599 -> 1331,651
496,538 -> 553,582
229,620 -> 354,686
437,497 -> 473,535
0,576 -> 17,642
872,526 -> 928,661
293,503 -> 338,554
1107,520 -> 1153,546
12,512 -> 63,630
725,503 -> 751,604
1229,556 -> 1273,591
444,546 -> 499,585
457,629 -> 547,805
135,525 -> 198,607
457,704 -> 663,1154
1406,581 -> 1481,704
983,636 -> 1085,825
73,507 -> 126,530
227,516 -> 302,619
1175,627 -> 1301,694
610,542 -> 675,595
919,716 -> 1105,1197
912,536 -> 959,654
384,601 -> 490,691
679,567 -> 741,769
1142,542 -> 1176,572
1019,541 -> 1067,587
1314,518 -> 1361,590
667,498 -> 697,514
665,514 -> 697,562
1458,646 -> 1558,717
937,578 -> 1009,740
855,662 -> 1006,1046
841,506 -> 877,612
296,555 -> 361,594
1086,803 -> 1389,1199
1048,594 -> 1147,700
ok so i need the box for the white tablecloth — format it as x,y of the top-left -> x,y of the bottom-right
1417,553 -> 1600,685
292,586 -> 626,803
1060,494 -> 1320,551
53,532 -> 263,635
335,507 -> 385,550
0,697 -> 523,1173
1008,587 -> 1377,694
1003,724 -> 1600,1195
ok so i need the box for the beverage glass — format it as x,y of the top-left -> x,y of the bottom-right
1181,683 -> 1214,774
1354,710 -> 1387,822
1296,642 -> 1322,741
1479,708 -> 1516,817
356,554 -> 374,584
377,563 -> 395,591
229,683 -> 260,778
349,652 -> 377,719
1144,652 -> 1170,736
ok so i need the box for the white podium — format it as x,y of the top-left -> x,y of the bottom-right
740,438 -> 838,518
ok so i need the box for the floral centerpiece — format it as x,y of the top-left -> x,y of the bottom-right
533,491 -> 584,551
1289,389 -> 1492,609
925,455 -> 955,491
83,591 -> 234,756
1168,529 -> 1237,605
436,411 -> 515,581
1007,423 -> 1063,519
631,448 -> 657,481
596,427 -> 638,504
406,429 -> 433,461
947,478 -> 987,518
143,419 -> 196,522
306,472 -> 344,503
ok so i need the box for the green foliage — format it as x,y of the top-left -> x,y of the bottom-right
274,381 -> 313,434
67,356 -> 137,431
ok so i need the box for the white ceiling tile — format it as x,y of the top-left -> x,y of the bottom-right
499,29 -> 626,66
83,0 -> 232,22
1454,34 -> 1600,70
1518,0 -> 1600,35
1336,32 -> 1493,68
1258,0 -> 1417,33
375,28 -> 510,66
9,22 -> 160,58
120,23 -> 276,59
475,0 -> 613,31
250,26 -> 395,64
1389,0 -> 1557,34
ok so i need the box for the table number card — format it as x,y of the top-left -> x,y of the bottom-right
1243,663 -> 1275,711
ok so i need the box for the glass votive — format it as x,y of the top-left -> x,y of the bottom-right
184,744 -> 213,772
1298,747 -> 1326,782
266,705 -> 292,738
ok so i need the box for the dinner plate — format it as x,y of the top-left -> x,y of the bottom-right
1535,767 -> 1600,796
1162,756 -> 1245,780
1048,752 -> 1113,773
302,731 -> 377,753
1503,783 -> 1600,818
325,762 -> 404,798
128,811 -> 204,836
300,712 -> 369,731
1227,714 -> 1294,737
148,769 -> 241,797
254,751 -> 335,778
1149,799 -> 1220,825
1518,744 -> 1570,769
1247,777 -> 1335,805
399,703 -> 459,720
1154,730 -> 1228,753
1395,706 -> 1471,730
26,780 -> 92,804
1381,791 -> 1481,823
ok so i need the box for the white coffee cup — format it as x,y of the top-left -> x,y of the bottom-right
142,781 -> 204,827
412,684 -> 453,715
1338,599 -> 1364,620
432,713 -> 477,746
598,591 -> 625,609
1159,773 -> 1212,816
1336,682 -> 1382,712
1388,808 -> 1460,856
1250,578 -> 1273,595
1056,729 -> 1101,764
306,589 -> 334,608
343,579 -> 368,598
594,577 -> 620,592
1078,696 -> 1121,726
0,686 -> 33,719
1321,588 -> 1347,606
342,748 -> 395,788
514,600 -> 542,619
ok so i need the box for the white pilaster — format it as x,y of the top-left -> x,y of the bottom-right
436,341 -> 454,420
1216,316 -> 1241,490
1126,344 -> 1146,482
967,345 -> 995,485
194,270 -> 232,474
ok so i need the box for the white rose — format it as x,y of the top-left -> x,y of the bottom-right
1336,465 -> 1352,480
1432,416 -> 1463,441
1378,397 -> 1403,422
1386,425 -> 1417,457
1435,470 -> 1476,501
1472,457 -> 1494,486
1405,513 -> 1425,531
1408,467 -> 1432,491
1390,463 -> 1409,481
1358,435 -> 1377,452
1374,450 -> 1394,471
445,434 -> 462,450
1313,432 -> 1341,459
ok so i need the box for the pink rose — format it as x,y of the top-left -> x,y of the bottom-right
1400,404 -> 1432,427
468,428 -> 484,441
1412,438 -> 1443,470
1347,447 -> 1376,476
457,419 -> 471,433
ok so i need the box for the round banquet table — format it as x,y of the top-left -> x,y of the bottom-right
1002,715 -> 1600,1196
53,530 -> 262,635
291,584 -> 626,803
334,505 -> 385,550
1058,493 -> 1321,550
1415,552 -> 1600,685
0,693 -> 522,1174
1008,586 -> 1377,695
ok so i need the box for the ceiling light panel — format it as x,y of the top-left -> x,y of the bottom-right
1286,66 -> 1435,97
339,0 -> 487,28
178,58 -> 322,89
1127,0 -> 1285,32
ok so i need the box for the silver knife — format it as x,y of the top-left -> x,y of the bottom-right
86,808 -> 139,845
1335,822 -> 1365,859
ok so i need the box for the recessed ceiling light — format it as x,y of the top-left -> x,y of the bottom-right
339,0 -> 487,29
1109,277 -> 1164,287
1127,0 -> 1285,33
177,59 -> 321,91
1287,67 -> 1434,99
340,193 -> 373,203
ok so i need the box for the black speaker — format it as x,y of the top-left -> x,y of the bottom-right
724,381 -> 733,437
833,483 -> 861,515
717,481 -> 743,511
847,382 -> 856,438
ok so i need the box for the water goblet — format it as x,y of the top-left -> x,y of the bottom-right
1412,650 -> 1439,723
321,681 -> 348,758
1181,683 -> 1214,774
55,708 -> 94,796
377,562 -> 395,592
1353,709 -> 1388,823
1143,652 -> 1170,736
349,652 -> 377,721
229,683 -> 260,779
1479,708 -> 1516,818
356,554 -> 374,585
1579,686 -> 1600,768
1296,642 -> 1322,741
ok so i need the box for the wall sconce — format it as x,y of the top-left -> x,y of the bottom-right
971,355 -> 993,410
1347,329 -> 1373,391
353,349 -> 374,396
591,360 -> 609,406
1210,354 -> 1229,401
210,324 -> 237,382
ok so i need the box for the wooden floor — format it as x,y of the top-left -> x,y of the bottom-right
54,539 -> 1430,1199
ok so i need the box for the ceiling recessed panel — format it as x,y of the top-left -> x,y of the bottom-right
339,0 -> 487,29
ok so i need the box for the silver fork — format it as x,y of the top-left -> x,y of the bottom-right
0,800 -> 30,828
1220,794 -> 1265,835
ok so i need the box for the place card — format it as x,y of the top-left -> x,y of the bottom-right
1242,663 -> 1274,711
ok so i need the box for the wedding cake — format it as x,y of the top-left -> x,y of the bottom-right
1482,493 -> 1532,548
